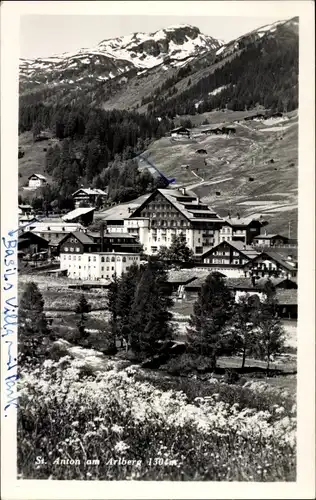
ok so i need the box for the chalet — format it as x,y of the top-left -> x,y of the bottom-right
19,221 -> 85,256
219,215 -> 268,245
223,276 -> 297,303
128,188 -> 224,255
243,250 -> 298,278
201,240 -> 259,277
244,113 -> 266,121
62,207 -> 95,226
253,234 -> 289,247
166,269 -> 209,295
18,231 -> 49,257
276,289 -> 297,319
18,204 -> 32,216
72,188 -> 108,208
28,174 -> 47,189
200,125 -> 236,136
170,127 -> 190,139
184,274 -> 297,303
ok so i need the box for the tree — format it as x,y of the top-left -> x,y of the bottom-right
187,274 -> 235,369
129,263 -> 173,358
157,234 -> 194,263
254,282 -> 286,374
74,294 -> 91,342
115,264 -> 141,348
18,282 -> 50,368
231,293 -> 261,369
32,121 -> 42,141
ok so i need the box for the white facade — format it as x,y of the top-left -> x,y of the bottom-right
60,252 -> 140,280
106,218 -> 220,256
28,175 -> 47,189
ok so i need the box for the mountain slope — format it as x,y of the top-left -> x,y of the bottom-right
139,110 -> 298,237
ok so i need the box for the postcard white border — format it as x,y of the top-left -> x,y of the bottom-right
1,1 -> 315,499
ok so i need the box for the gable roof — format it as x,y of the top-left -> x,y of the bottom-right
244,251 -> 297,271
276,289 -> 297,305
132,188 -> 222,223
62,207 -> 95,221
18,231 -> 48,244
202,240 -> 260,260
223,216 -> 265,227
28,173 -> 47,181
72,188 -> 107,197
96,193 -> 152,222
253,234 -> 288,240
59,231 -> 95,246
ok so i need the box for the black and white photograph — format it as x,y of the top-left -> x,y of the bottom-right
1,1 -> 315,498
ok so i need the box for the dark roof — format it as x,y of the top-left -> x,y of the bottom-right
253,234 -> 288,240
244,250 -> 298,271
202,240 -> 259,259
18,231 -> 48,244
276,289 -> 297,305
67,231 -> 95,245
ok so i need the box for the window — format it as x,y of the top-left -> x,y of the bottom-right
101,266 -> 104,271
73,256 -> 76,261
111,256 -> 115,262
64,247 -> 69,252
116,256 -> 121,261
93,256 -> 96,262
101,257 -> 105,262
70,247 -> 74,252
122,257 -> 126,262
101,275 -> 104,279
111,266 -> 114,271
78,256 -> 81,261
63,255 -> 66,260
88,256 -> 91,262
233,259 -> 239,264
106,257 -> 110,262
68,255 -> 71,260
76,247 -> 80,252
106,266 -> 109,271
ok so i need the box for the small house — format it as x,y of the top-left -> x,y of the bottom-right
18,204 -> 33,216
28,174 -> 47,189
18,231 -> 49,257
253,234 -> 289,248
170,127 -> 190,139
72,188 -> 108,208
243,251 -> 298,279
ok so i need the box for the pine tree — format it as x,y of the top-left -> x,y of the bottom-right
115,264 -> 141,348
254,282 -> 285,374
231,293 -> 260,369
187,274 -> 234,369
18,282 -> 50,368
129,263 -> 173,358
75,294 -> 91,342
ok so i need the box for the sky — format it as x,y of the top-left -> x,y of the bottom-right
20,15 -> 285,59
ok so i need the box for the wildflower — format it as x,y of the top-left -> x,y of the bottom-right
111,424 -> 124,435
114,441 -> 130,453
